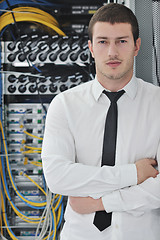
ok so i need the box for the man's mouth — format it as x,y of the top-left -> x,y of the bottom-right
106,61 -> 121,68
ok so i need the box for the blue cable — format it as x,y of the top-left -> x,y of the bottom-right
0,0 -> 63,13
0,2 -> 64,236
8,24 -> 16,41
51,206 -> 56,240
0,35 -> 2,109
1,182 -> 19,239
1,153 -> 45,211
42,174 -> 46,192
57,202 -> 64,230
1,153 -> 64,237
55,195 -> 64,211
1,120 -> 46,205
0,122 -> 46,208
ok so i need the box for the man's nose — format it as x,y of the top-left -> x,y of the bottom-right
108,43 -> 118,57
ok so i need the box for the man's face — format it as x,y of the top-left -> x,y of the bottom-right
88,22 -> 141,90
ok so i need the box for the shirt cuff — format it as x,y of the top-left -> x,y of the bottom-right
102,191 -> 121,213
102,164 -> 137,213
119,163 -> 137,189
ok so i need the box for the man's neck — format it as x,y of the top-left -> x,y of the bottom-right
97,73 -> 133,92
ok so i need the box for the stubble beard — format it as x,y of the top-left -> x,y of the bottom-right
100,63 -> 133,82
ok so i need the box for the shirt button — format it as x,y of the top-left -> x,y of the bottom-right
115,224 -> 119,229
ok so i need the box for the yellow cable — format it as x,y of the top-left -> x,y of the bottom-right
29,161 -> 42,167
1,161 -> 60,239
0,211 -> 2,235
23,173 -> 46,195
21,149 -> 41,154
23,130 -> 43,140
0,119 -> 63,238
24,145 -> 42,150
1,158 -> 58,240
56,204 -> 62,226
1,191 -> 19,240
0,7 -> 58,26
0,160 -> 43,222
22,172 -> 62,238
23,173 -> 63,214
2,187 -> 56,239
1,183 -> 56,238
15,7 -> 59,26
0,120 -> 46,207
22,173 -> 57,239
0,15 -> 64,35
0,7 -> 66,35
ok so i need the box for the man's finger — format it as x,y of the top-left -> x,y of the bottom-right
148,159 -> 157,166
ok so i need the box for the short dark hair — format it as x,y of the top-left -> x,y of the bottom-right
88,3 -> 139,44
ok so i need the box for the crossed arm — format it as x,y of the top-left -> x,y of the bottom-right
69,158 -> 159,214
42,95 -> 160,216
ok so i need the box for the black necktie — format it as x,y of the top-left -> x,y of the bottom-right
93,89 -> 125,232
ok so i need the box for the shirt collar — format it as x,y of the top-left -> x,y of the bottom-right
92,75 -> 138,101
123,75 -> 138,100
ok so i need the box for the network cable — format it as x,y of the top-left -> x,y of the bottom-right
0,119 -> 64,238
0,2 -> 66,239
1,154 -> 63,239
0,6 -> 65,35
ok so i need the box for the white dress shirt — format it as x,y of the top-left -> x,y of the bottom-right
42,76 -> 160,240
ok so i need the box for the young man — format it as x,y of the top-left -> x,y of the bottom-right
42,3 -> 160,240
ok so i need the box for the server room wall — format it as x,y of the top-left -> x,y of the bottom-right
0,0 -> 158,239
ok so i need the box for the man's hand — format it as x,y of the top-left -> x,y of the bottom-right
135,158 -> 159,184
69,196 -> 104,214
69,158 -> 159,214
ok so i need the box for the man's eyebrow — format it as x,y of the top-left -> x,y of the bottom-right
95,36 -> 129,39
116,36 -> 129,39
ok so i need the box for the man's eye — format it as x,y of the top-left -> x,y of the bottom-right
99,40 -> 106,44
120,40 -> 127,43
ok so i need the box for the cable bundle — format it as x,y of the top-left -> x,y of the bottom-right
0,6 -> 65,35
0,3 -> 66,239
0,0 -> 58,11
0,119 -> 64,239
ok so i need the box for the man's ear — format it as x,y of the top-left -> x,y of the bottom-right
134,37 -> 141,57
88,40 -> 94,58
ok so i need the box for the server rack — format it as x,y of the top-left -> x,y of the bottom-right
0,0 -> 159,239
0,0 -> 106,239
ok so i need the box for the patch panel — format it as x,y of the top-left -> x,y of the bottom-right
21,210 -> 41,216
21,189 -> 40,196
14,216 -> 43,225
2,35 -> 90,65
24,139 -> 43,145
7,108 -> 26,114
9,156 -> 41,163
8,128 -> 24,134
14,195 -> 45,205
8,145 -> 42,154
7,106 -> 44,115
8,146 -> 23,154
7,118 -> 20,124
7,115 -> 46,123
7,103 -> 48,114
71,4 -> 101,14
25,128 -> 43,134
8,139 -> 22,145
3,71 -> 86,95
14,181 -> 43,190
14,174 -> 43,183
7,115 -> 22,123
10,162 -> 42,174
16,236 -> 36,240
20,231 -> 36,237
